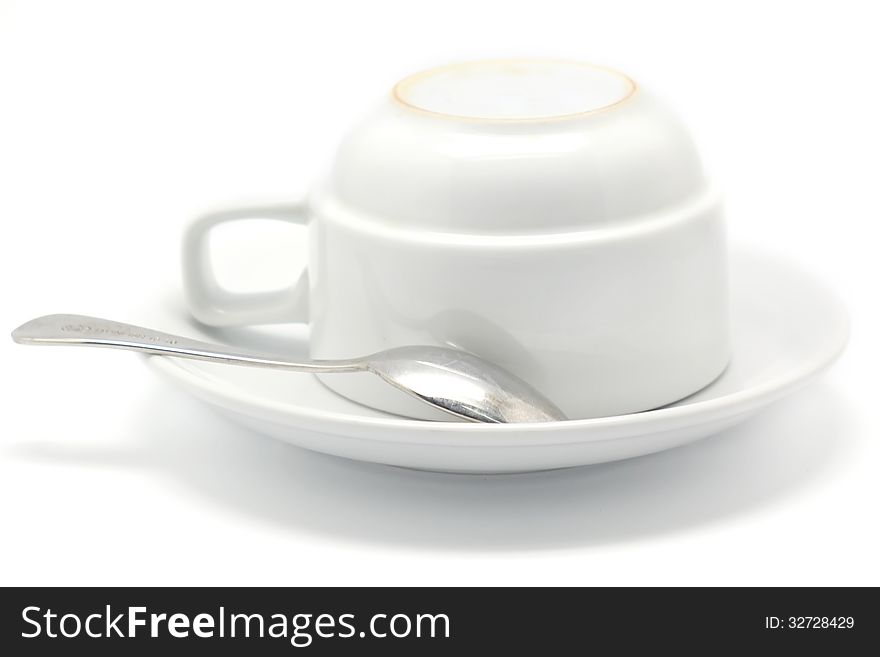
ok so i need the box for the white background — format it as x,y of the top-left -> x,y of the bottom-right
1,0 -> 877,586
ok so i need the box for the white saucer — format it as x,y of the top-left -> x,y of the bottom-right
144,247 -> 848,473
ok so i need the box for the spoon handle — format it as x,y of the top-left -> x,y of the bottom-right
11,314 -> 362,373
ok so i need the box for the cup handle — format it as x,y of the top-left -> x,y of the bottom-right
182,202 -> 310,327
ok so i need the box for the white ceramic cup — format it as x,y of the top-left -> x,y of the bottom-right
183,59 -> 729,420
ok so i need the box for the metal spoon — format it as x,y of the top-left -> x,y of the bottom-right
11,314 -> 567,423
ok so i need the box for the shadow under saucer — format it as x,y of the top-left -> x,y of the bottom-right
6,379 -> 856,551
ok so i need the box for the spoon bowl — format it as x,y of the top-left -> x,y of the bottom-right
364,345 -> 566,423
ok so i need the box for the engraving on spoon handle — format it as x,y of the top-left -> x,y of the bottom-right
11,314 -> 361,373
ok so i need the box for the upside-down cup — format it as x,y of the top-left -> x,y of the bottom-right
184,60 -> 729,420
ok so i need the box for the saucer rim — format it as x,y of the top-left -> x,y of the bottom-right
144,247 -> 849,445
